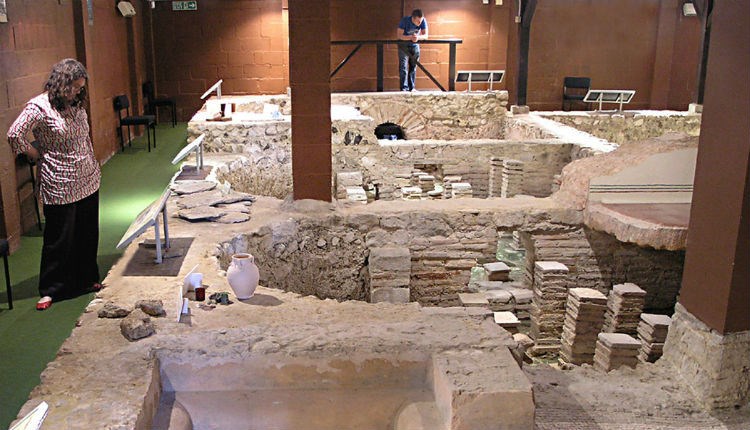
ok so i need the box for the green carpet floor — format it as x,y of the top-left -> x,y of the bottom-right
0,123 -> 187,429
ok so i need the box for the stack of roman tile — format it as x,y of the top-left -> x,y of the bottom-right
401,186 -> 423,200
484,262 -> 511,282
418,174 -> 435,195
451,182 -> 473,199
335,171 -> 363,199
603,283 -> 646,335
559,288 -> 608,365
501,159 -> 524,197
529,261 -> 570,352
345,187 -> 367,204
442,175 -> 462,199
493,311 -> 521,334
637,313 -> 672,363
368,247 -> 411,304
593,332 -> 641,371
488,157 -> 504,197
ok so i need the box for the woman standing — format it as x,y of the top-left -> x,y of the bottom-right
7,58 -> 102,310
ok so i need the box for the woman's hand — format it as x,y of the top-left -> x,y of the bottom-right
24,145 -> 40,162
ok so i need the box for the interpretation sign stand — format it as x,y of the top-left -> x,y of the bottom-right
455,70 -> 505,91
583,89 -> 636,111
172,133 -> 205,171
116,188 -> 172,264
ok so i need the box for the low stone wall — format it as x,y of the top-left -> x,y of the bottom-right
189,92 -> 576,199
217,216 -> 371,301
662,303 -> 750,409
331,91 -> 510,140
336,140 -> 574,198
520,227 -> 684,311
544,112 -> 701,145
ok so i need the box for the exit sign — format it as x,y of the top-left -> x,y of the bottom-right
172,1 -> 197,11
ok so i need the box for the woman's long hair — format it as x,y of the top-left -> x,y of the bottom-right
44,58 -> 88,111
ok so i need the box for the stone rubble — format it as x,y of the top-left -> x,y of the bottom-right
119,309 -> 156,341
97,301 -> 131,319
135,299 -> 167,317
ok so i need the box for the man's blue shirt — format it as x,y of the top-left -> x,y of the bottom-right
399,16 -> 427,45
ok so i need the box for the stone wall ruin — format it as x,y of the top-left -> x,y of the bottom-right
193,92 -> 697,323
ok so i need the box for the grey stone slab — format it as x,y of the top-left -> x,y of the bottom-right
171,180 -> 217,195
215,212 -> 251,223
178,207 -> 227,221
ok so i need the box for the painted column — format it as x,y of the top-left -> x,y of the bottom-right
663,0 -> 750,409
288,0 -> 332,201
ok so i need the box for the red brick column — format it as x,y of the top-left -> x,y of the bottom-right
288,0 -> 331,201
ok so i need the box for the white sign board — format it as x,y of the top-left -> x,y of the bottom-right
116,187 -> 172,263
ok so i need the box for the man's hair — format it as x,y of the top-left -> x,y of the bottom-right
411,9 -> 423,18
45,58 -> 89,110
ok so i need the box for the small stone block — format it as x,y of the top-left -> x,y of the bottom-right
483,262 -> 510,273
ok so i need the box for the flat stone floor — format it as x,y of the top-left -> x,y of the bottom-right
602,203 -> 691,228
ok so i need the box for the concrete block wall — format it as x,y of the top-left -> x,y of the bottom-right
520,227 -> 684,312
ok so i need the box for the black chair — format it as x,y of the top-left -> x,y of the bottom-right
114,95 -> 157,152
562,76 -> 591,111
1,239 -> 12,310
15,140 -> 42,230
142,81 -> 177,127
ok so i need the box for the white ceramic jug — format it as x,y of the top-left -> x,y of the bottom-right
226,253 -> 259,299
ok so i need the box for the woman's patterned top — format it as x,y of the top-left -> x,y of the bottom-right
7,93 -> 101,205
